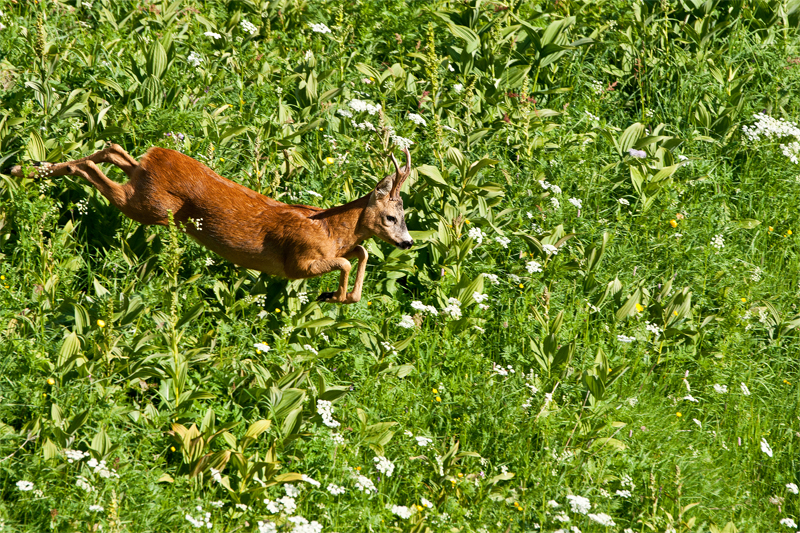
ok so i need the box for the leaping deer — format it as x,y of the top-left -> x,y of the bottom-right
7,143 -> 414,304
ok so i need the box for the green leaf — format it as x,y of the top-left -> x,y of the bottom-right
27,131 -> 46,161
446,23 -> 480,54
618,123 -> 645,155
146,40 -> 168,79
735,219 -> 761,229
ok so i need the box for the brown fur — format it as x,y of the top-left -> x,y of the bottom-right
9,144 -> 414,303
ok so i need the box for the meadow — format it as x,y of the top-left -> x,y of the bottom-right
2,0 -> 800,531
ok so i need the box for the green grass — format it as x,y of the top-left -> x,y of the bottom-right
2,0 -> 800,532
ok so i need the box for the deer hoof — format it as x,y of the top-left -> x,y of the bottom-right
317,291 -> 335,302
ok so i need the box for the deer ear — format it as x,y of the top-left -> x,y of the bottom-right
373,174 -> 394,199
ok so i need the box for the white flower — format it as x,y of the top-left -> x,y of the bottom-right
566,494 -> 591,515
629,148 -> 647,158
787,483 -> 799,494
711,234 -> 725,250
301,474 -> 320,487
473,292 -> 488,304
550,197 -> 560,210
89,505 -> 104,512
780,518 -> 797,528
64,449 -> 89,463
258,521 -> 277,533
391,135 -> 414,149
693,418 -> 702,428
415,436 -> 433,447
398,315 -> 415,328
235,503 -> 249,511
254,342 -> 270,353
627,397 -> 638,407
615,489 -> 631,498
568,198 -> 582,209
284,484 -> 301,498
317,399 -> 340,428
205,257 -> 215,266
408,113 -> 427,126
761,437 -> 773,457
348,99 -> 381,115
547,500 -> 560,508
210,500 -> 224,508
588,513 -> 616,527
185,507 -> 213,529
645,321 -> 663,337
374,456 -> 395,476
713,384 -> 728,394
554,513 -> 570,522
76,476 -> 94,493
617,334 -> 636,343
327,483 -> 346,495
683,394 -> 699,403
442,302 -> 462,319
411,301 -> 438,315
309,23 -> 331,34
302,344 -> 318,355
542,244 -> 558,256
354,474 -> 377,493
240,20 -> 258,35
16,480 -> 33,491
453,83 -> 464,93
550,184 -> 562,194
468,226 -> 486,244
619,198 -> 630,205
204,31 -> 221,39
187,51 -> 203,67
740,382 -> 751,396
336,109 -> 353,118
483,273 -> 499,284
495,236 -> 510,248
526,261 -> 542,273
391,505 -> 414,519
421,497 -> 433,508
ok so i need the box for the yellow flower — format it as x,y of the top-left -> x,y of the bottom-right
741,298 -> 747,303
669,219 -> 677,228
325,157 -> 335,165
789,230 -> 794,235
275,308 -> 281,313
170,446 -> 176,452
519,284 -> 524,289
220,158 -> 225,162
47,378 -> 55,386
356,466 -> 361,471
769,226 -> 774,232
97,319 -> 106,328
676,412 -> 682,417
673,310 -> 678,316
635,303 -> 644,313
464,219 -> 471,224
435,396 -> 442,402
0,275 -> 4,280
457,473 -> 463,478
370,77 -> 375,81
432,388 -> 438,394
417,505 -> 424,511
319,127 -> 323,131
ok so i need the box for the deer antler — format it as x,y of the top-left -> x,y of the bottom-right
389,147 -> 412,200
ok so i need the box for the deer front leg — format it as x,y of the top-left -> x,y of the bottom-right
315,247 -> 369,304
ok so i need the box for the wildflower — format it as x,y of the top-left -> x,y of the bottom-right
617,334 -> 636,343
616,490 -> 631,498
89,505 -> 104,512
473,292 -> 488,304
210,501 -> 224,508
693,418 -> 702,428
64,449 -> 89,463
670,219 -> 677,228
235,503 -> 249,511
391,505 -> 414,519
187,51 -> 203,67
495,236 -> 511,248
317,399 -> 340,428
588,513 -> 616,527
542,244 -> 558,256
354,474 -> 377,493
204,31 -> 221,39
635,303 -> 644,313
348,99 -> 381,115
408,113 -> 427,126
411,301 -> 438,315
415,436 -> 433,447
761,437 -> 773,457
787,483 -> 799,494
374,456 -> 395,476
16,480 -> 34,491
526,260 -> 543,273
254,343 -> 270,353
645,321 -> 663,337
676,412 -> 682,417
421,497 -> 433,508
741,382 -> 751,396
309,23 -> 331,33
301,474 -> 321,487
336,109 -> 353,118
711,234 -> 725,250
442,298 -> 462,319
257,521 -> 277,533
627,397 -> 638,406
554,513 -> 571,522
468,226 -> 486,244
619,198 -> 630,205
483,273 -> 499,284
548,500 -> 561,508
205,257 -> 215,266
391,135 -> 414,149
780,518 -> 797,528
210,467 -> 222,484
97,319 -> 106,328
240,20 -> 258,35
629,148 -> 647,158
713,384 -> 728,394
683,395 -> 698,403
551,197 -> 560,209
453,83 -> 464,93
568,198 -> 582,209
325,157 -> 335,165
398,315 -> 415,328
566,494 -> 591,515
327,483 -> 346,495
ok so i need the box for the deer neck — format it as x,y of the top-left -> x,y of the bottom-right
318,195 -> 373,254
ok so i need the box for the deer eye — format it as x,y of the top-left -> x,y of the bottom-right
386,215 -> 397,224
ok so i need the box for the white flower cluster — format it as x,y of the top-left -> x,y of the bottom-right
309,23 -> 331,34
185,506 -> 213,529
204,31 -> 221,40
317,399 -> 340,428
391,505 -> 415,519
742,113 -> 800,141
453,83 -> 464,93
240,20 -> 258,35
254,342 -> 270,353
782,142 -> 800,164
566,494 -> 591,514
492,362 -> 515,376
468,226 -> 486,244
741,382 -> 751,396
391,134 -> 414,149
629,148 -> 647,158
787,482 -> 799,494
408,113 -> 427,126
473,292 -> 488,304
442,298 -> 462,319
483,273 -> 499,285
64,449 -> 89,463
89,504 -> 105,512
542,244 -> 558,256
526,260 -> 542,273
76,475 -> 94,492
303,344 -> 318,355
619,198 -> 630,205
761,437 -> 773,457
354,474 -> 377,493
87,458 -> 118,478
188,51 -> 203,67
327,483 -> 346,495
550,197 -> 560,209
348,99 -> 381,115
713,384 -> 728,394
495,236 -> 510,248
264,494 -> 297,515
336,109 -> 352,118
301,474 -> 320,487
415,436 -> 433,447
568,198 -> 582,209
398,315 -> 415,328
381,341 -> 398,356
588,513 -> 616,526
711,234 -> 724,250
374,456 -> 395,476
289,516 -> 323,533
780,517 -> 796,528
412,301 -> 438,315
617,334 -> 636,343
645,321 -> 663,337
258,521 -> 277,533
616,489 -> 631,498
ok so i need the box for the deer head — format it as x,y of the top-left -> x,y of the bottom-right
363,147 -> 413,250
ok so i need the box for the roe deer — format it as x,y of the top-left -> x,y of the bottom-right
7,144 -> 414,304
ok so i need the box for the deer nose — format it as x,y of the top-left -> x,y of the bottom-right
398,239 -> 413,250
